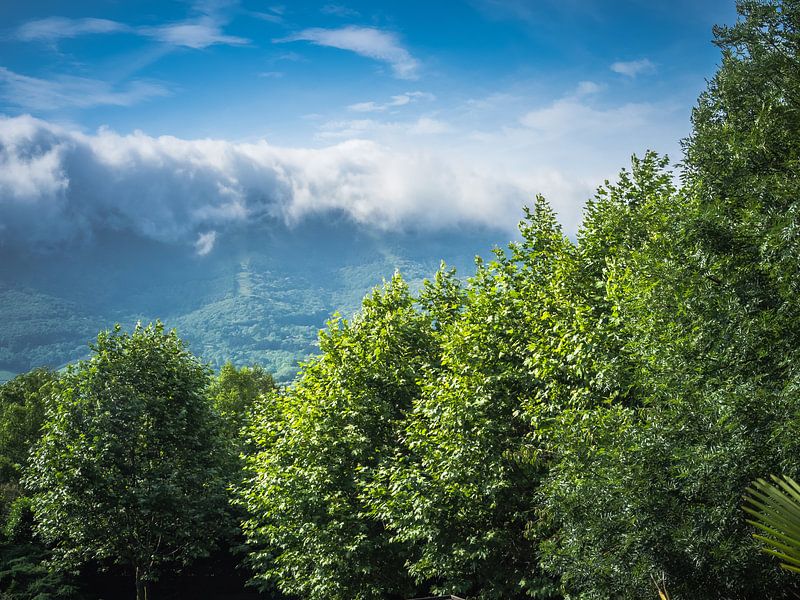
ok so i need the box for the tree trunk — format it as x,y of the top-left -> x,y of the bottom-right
135,565 -> 150,600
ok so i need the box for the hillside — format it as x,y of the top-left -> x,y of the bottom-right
0,216 -> 506,381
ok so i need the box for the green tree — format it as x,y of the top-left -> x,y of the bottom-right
683,0 -> 800,361
240,274 -> 441,600
0,368 -> 58,514
207,362 -> 276,453
235,5 -> 800,599
538,150 -> 800,598
0,369 -> 81,600
0,496 -> 84,600
205,362 -> 279,594
533,2 -> 800,596
368,200 -> 570,599
25,323 -> 229,600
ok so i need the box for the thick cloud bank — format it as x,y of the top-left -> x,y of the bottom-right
0,115 -> 538,251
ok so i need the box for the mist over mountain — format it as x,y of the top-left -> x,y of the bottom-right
0,114 -> 534,249
0,214 -> 506,381
0,114 -> 517,382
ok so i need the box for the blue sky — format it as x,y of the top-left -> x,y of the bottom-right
0,0 -> 737,250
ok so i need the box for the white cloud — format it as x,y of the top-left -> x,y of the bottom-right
347,101 -> 381,113
194,230 -> 217,255
456,87 -> 684,231
140,18 -> 249,49
408,117 -> 450,135
275,26 -> 419,79
316,115 -> 451,139
520,97 -> 654,137
192,0 -> 242,17
16,13 -> 248,49
0,67 -> 169,111
464,92 -> 517,112
0,121 -> 67,201
271,51 -> 305,62
0,79 -> 687,250
575,80 -> 603,96
610,58 -> 656,78
348,91 -> 434,112
317,118 -> 379,139
16,17 -> 130,42
251,9 -> 284,24
0,115 -> 539,249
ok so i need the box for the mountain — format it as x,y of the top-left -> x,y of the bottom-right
0,216 -> 509,382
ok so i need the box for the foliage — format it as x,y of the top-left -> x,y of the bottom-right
240,274 -> 438,600
744,475 -> 800,574
683,0 -> 800,348
208,362 -> 277,447
0,369 -> 58,515
537,147 -> 800,599
0,542 -> 83,600
24,323 -> 230,600
0,370 -> 84,600
528,2 -> 800,598
0,497 -> 84,600
367,199 -> 569,599
240,131 -> 800,600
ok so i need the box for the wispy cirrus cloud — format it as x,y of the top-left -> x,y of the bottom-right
139,18 -> 249,49
275,26 -> 419,79
317,115 -> 451,139
610,58 -> 656,78
15,14 -> 249,49
519,96 -> 655,137
0,67 -> 169,111
16,17 -> 131,42
348,91 -> 434,112
250,10 -> 283,24
192,0 -> 242,17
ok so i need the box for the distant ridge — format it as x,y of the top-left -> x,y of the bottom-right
0,216 -> 509,381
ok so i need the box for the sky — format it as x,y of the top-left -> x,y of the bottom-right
0,0 -> 738,253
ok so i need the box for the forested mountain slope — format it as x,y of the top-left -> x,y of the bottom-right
0,216 -> 503,381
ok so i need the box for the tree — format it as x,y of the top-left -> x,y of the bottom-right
0,369 -> 83,600
204,362 -> 279,595
538,150 -> 800,598
533,2 -> 800,596
0,496 -> 84,600
234,5 -> 800,599
683,0 -> 800,356
207,362 -> 276,455
0,368 -> 58,514
240,274 -> 439,600
25,323 -> 229,600
535,154 -> 779,598
368,200 -> 570,599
